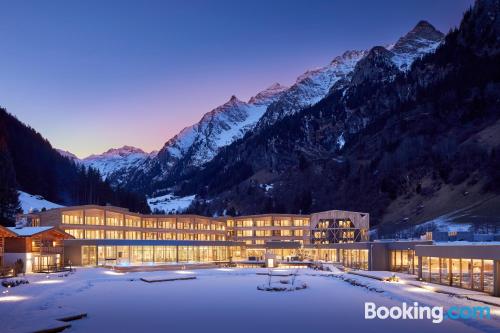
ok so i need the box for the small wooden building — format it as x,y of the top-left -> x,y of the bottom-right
3,226 -> 74,273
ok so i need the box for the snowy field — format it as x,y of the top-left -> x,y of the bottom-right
1,267 -> 500,333
18,191 -> 63,213
147,193 -> 196,213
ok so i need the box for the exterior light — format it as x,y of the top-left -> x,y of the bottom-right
103,271 -> 125,276
175,270 -> 195,274
406,287 -> 429,293
35,280 -> 64,284
0,296 -> 29,302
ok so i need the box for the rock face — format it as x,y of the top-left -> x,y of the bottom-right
350,46 -> 399,86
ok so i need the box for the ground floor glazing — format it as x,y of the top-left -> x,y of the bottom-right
421,257 -> 494,294
81,245 -> 241,266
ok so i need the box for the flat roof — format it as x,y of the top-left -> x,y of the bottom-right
21,204 -> 366,221
415,243 -> 500,260
64,239 -> 245,247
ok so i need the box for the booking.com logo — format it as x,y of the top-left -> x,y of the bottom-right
365,302 -> 491,323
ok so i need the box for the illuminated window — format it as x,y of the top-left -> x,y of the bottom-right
64,229 -> 84,239
293,219 -> 309,226
85,216 -> 104,225
125,231 -> 141,240
62,214 -> 82,224
106,217 -> 123,227
85,229 -> 105,239
106,230 -> 123,239
142,232 -> 157,240
158,219 -> 176,229
158,232 -> 175,240
143,219 -> 157,228
125,217 -> 141,228
280,230 -> 292,236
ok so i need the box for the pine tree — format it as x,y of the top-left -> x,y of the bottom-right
0,138 -> 20,226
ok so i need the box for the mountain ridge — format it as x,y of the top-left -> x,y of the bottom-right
95,20 -> 445,195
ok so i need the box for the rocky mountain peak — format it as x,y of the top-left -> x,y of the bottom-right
83,145 -> 148,162
248,83 -> 288,104
392,20 -> 444,55
228,95 -> 242,103
331,50 -> 367,65
102,146 -> 146,157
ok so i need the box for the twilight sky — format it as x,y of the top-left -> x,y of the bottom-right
0,0 -> 473,158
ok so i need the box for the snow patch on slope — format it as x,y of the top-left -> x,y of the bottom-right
18,191 -> 63,213
419,214 -> 473,232
147,193 -> 196,214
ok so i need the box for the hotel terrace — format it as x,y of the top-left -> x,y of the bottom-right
3,204 -> 500,297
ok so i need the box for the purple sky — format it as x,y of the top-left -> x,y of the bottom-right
0,0 -> 473,158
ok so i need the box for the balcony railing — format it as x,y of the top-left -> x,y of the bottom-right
38,246 -> 64,254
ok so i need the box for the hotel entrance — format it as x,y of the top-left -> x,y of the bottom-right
33,255 -> 61,272
82,245 -> 97,266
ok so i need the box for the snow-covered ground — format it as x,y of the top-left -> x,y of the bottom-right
147,193 -> 196,213
18,191 -> 63,213
1,267 -> 499,333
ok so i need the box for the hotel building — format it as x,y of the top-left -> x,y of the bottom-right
14,205 -> 369,268
7,205 -> 500,297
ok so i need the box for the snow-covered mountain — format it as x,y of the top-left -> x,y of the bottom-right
256,21 -> 444,129
389,20 -> 445,71
81,21 -> 445,194
155,83 -> 289,170
255,50 -> 368,129
82,146 -> 156,180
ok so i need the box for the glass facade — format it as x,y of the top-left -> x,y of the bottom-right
390,250 -> 418,275
420,257 -> 495,294
317,249 -> 337,262
33,255 -> 61,272
312,219 -> 361,244
342,249 -> 368,270
81,245 -> 237,266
